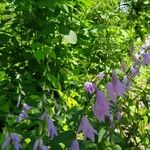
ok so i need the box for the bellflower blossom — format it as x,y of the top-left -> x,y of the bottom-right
97,72 -> 105,80
84,81 -> 96,94
70,140 -> 80,150
33,139 -> 39,150
142,51 -> 150,65
40,112 -> 57,139
33,139 -> 48,150
93,90 -> 110,122
77,116 -> 97,142
130,66 -> 139,76
16,103 -> 31,122
41,145 -> 49,150
106,71 -> 125,101
11,133 -> 21,150
115,107 -> 122,121
2,133 -> 11,150
109,115 -> 115,129
45,115 -> 58,139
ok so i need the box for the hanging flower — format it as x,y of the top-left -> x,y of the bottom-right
84,81 -> 96,94
70,140 -> 80,150
2,133 -> 11,150
10,133 -> 21,150
16,103 -> 31,122
33,139 -> 48,150
45,116 -> 58,139
142,51 -> 150,65
93,90 -> 110,122
96,72 -> 105,80
77,116 -> 97,142
33,139 -> 39,150
106,71 -> 125,101
40,112 -> 57,139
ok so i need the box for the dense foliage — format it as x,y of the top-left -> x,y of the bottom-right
0,0 -> 150,149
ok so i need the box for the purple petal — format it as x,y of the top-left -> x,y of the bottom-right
23,103 -> 31,112
46,116 -> 57,139
71,140 -> 80,150
84,82 -> 96,94
142,51 -> 150,65
106,82 -> 117,101
33,139 -> 39,150
11,133 -> 21,150
2,133 -> 11,150
77,116 -> 97,142
93,90 -> 110,122
41,145 -> 49,150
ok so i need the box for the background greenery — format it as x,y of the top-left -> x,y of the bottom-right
0,0 -> 150,149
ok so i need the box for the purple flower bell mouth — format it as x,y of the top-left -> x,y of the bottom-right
77,116 -> 97,142
84,81 -> 96,94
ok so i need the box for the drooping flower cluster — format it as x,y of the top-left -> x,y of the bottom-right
40,112 -> 57,139
16,103 -> 31,122
2,133 -> 21,150
77,116 -> 97,142
33,139 -> 49,150
2,36 -> 150,150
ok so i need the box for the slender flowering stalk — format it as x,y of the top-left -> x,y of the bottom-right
70,140 -> 80,150
84,81 -> 96,94
93,90 -> 110,122
77,116 -> 97,142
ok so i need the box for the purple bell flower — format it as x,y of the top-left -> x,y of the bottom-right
41,145 -> 49,150
33,139 -> 39,150
2,133 -> 11,150
130,66 -> 139,76
96,72 -> 105,80
93,90 -> 110,122
45,116 -> 57,139
77,116 -> 97,142
84,82 -> 96,94
11,133 -> 21,150
106,71 -> 125,101
70,140 -> 80,150
142,51 -> 150,65
17,110 -> 28,122
23,103 -> 31,112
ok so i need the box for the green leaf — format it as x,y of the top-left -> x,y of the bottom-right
0,32 -> 10,45
98,128 -> 106,143
33,49 -> 47,60
62,30 -> 77,44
